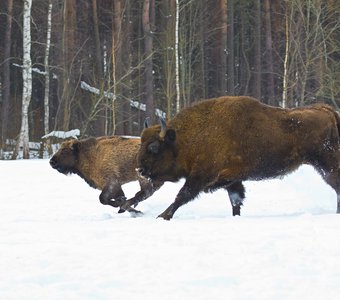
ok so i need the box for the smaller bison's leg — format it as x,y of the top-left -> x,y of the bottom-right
158,178 -> 203,220
119,179 -> 164,213
225,181 -> 245,216
99,182 -> 126,208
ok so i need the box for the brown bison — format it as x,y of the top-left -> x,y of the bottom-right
50,136 -> 162,213
136,96 -> 340,220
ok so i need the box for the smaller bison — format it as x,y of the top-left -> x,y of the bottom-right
50,136 -> 161,213
137,96 -> 340,220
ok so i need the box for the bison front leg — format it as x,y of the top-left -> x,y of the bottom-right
118,180 -> 164,213
99,182 -> 126,208
158,178 -> 202,220
100,185 -> 142,215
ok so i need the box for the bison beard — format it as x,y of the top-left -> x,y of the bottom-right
137,96 -> 340,220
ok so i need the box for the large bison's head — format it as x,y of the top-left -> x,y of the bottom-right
137,119 -> 178,182
49,139 -> 79,175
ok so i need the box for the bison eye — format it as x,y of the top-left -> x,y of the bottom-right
148,141 -> 160,154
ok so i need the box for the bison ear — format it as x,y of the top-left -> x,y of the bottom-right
71,140 -> 80,153
164,129 -> 176,144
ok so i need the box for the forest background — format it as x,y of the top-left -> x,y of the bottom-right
0,0 -> 339,159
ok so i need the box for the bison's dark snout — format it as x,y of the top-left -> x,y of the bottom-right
49,157 -> 57,168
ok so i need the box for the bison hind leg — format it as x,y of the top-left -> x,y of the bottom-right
204,177 -> 245,216
321,170 -> 340,214
312,154 -> 340,214
325,173 -> 340,214
225,181 -> 245,216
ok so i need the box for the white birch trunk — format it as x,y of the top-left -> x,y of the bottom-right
112,25 -> 117,134
282,5 -> 289,108
44,1 -> 52,137
42,0 -> 53,156
175,0 -> 180,112
18,0 -> 32,159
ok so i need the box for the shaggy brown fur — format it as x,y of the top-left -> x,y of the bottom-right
50,136 -> 162,212
137,96 -> 340,220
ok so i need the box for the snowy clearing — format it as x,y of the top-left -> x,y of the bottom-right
1,160 -> 340,300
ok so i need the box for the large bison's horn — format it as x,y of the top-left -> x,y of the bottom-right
159,117 -> 167,139
144,117 -> 150,128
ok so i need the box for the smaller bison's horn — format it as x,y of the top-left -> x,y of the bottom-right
159,117 -> 167,139
144,117 -> 150,129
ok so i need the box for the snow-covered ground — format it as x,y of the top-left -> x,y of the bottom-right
1,159 -> 340,300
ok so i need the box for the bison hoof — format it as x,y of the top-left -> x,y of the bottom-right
157,213 -> 172,221
232,206 -> 241,216
157,205 -> 175,220
118,203 -> 143,215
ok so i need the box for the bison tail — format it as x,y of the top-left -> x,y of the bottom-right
319,104 -> 340,139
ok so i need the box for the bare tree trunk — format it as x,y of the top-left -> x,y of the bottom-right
199,3 -> 207,100
122,1 -> 133,134
1,0 -> 13,153
111,2 -> 118,134
272,0 -> 283,104
92,0 -> 103,80
180,1 -> 206,106
264,0 -> 275,105
175,0 -> 180,113
143,0 -> 155,123
112,0 -> 124,135
227,0 -> 234,95
161,0 -> 176,118
15,0 -> 32,159
314,0 -> 323,100
253,0 -> 261,99
57,0 -> 77,131
219,0 -> 228,95
282,2 -> 289,108
43,0 -> 53,156
92,0 -> 105,135
239,4 -> 251,96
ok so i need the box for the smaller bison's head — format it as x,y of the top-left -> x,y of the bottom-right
50,139 -> 79,175
137,119 -> 178,182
